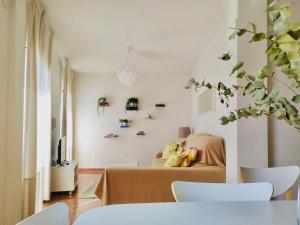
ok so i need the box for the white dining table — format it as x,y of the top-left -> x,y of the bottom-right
73,201 -> 298,225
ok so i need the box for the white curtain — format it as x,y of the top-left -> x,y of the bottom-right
66,70 -> 74,161
23,0 -> 53,217
59,58 -> 74,161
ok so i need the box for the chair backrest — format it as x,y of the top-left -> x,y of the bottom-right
171,181 -> 273,202
240,166 -> 300,198
16,203 -> 68,225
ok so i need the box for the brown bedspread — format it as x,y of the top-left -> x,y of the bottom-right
185,134 -> 226,167
95,166 -> 226,205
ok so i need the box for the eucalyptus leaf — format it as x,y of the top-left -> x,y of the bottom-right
219,52 -> 232,61
256,89 -> 266,100
250,33 -> 266,42
237,71 -> 246,78
185,0 -> 300,132
251,23 -> 257,33
280,4 -> 291,21
229,30 -> 237,40
269,87 -> 279,98
254,81 -> 265,89
231,62 -> 244,75
292,95 -> 300,103
237,29 -> 247,36
258,65 -> 270,79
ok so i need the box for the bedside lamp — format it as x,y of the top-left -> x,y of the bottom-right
178,127 -> 191,138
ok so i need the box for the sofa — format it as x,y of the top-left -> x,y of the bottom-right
95,133 -> 226,205
95,166 -> 226,205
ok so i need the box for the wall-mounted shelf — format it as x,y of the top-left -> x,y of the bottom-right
104,133 -> 118,138
155,103 -> 166,108
137,131 -> 146,136
126,106 -> 138,111
143,114 -> 154,120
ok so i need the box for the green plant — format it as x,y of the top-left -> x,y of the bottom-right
119,119 -> 129,123
127,97 -> 139,104
186,0 -> 300,132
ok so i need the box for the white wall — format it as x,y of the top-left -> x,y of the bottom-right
236,0 -> 268,169
74,73 -> 191,167
191,0 -> 238,182
268,0 -> 300,167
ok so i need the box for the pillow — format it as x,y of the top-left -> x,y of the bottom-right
180,157 -> 192,167
162,144 -> 185,160
162,144 -> 178,160
164,154 -> 183,167
188,148 -> 199,161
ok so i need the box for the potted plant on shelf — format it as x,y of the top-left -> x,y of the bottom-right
186,0 -> 300,132
126,97 -> 139,111
97,97 -> 110,115
119,119 -> 130,128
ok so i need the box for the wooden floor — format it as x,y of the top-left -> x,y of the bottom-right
43,170 -> 103,224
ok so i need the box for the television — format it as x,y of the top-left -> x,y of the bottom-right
56,136 -> 66,165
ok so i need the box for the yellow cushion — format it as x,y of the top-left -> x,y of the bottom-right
164,154 -> 183,167
162,145 -> 178,160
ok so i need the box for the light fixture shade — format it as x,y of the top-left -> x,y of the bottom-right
178,127 -> 191,138
118,65 -> 137,86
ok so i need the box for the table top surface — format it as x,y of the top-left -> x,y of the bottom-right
73,201 -> 298,225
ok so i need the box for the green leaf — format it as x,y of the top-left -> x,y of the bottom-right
219,52 -> 232,61
292,95 -> 300,103
256,89 -> 266,101
258,65 -> 270,79
220,116 -> 229,125
224,89 -> 232,96
286,104 -> 298,116
205,83 -> 212,89
231,62 -> 244,75
247,75 -> 256,82
277,97 -> 289,107
251,23 -> 257,33
287,29 -> 300,40
267,0 -> 281,22
218,82 -> 226,90
269,87 -> 279,98
273,21 -> 289,33
254,81 -> 264,89
229,30 -> 237,40
295,125 -> 300,131
244,82 -> 256,95
250,33 -> 266,42
237,29 -> 247,36
236,71 -> 246,78
280,4 -> 291,21
277,33 -> 295,44
228,113 -> 236,122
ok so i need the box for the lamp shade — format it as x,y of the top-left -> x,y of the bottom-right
178,127 -> 191,138
118,65 -> 137,86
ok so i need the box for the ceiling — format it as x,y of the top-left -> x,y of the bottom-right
42,0 -> 226,75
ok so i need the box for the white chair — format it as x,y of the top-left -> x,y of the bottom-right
240,166 -> 300,200
171,181 -> 273,202
16,203 -> 69,225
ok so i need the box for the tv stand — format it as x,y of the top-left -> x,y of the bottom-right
50,160 -> 78,194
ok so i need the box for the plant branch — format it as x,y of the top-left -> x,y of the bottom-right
273,77 -> 299,95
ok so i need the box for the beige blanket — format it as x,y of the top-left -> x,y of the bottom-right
185,134 -> 226,167
95,167 -> 226,205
